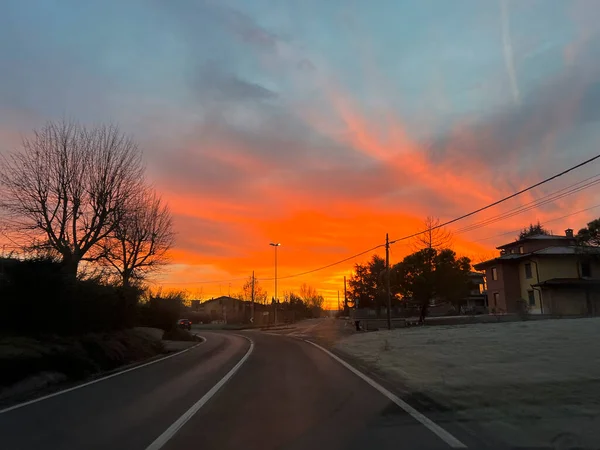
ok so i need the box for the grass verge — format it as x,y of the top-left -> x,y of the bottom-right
0,329 -> 165,391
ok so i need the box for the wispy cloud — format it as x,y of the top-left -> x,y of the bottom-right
500,0 -> 521,105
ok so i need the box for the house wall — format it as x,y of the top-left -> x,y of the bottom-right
516,257 -> 577,314
517,257 -> 600,314
537,257 -> 581,280
198,298 -> 249,323
518,260 -> 541,314
485,263 -> 520,313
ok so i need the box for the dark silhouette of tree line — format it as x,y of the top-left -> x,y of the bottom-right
0,120 -> 175,336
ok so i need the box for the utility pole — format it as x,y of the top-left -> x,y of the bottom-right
270,243 -> 280,324
386,233 -> 392,330
344,276 -> 348,314
251,271 -> 255,324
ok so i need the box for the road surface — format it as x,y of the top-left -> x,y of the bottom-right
0,331 -> 490,450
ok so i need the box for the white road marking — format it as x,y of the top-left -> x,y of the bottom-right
145,335 -> 254,450
0,337 -> 206,415
304,340 -> 467,449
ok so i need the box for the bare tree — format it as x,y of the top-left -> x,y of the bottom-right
98,190 -> 174,287
0,121 -> 143,276
236,276 -> 268,304
299,282 -> 325,310
413,216 -> 453,251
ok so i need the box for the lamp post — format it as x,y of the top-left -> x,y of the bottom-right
269,242 -> 280,323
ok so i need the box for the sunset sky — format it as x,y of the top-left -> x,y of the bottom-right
2,1 -> 600,307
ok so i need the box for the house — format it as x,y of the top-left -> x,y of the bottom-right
196,296 -> 280,325
198,296 -> 248,323
474,229 -> 600,315
465,271 -> 487,311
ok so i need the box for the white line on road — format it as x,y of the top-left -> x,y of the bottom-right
0,337 -> 206,415
304,340 -> 467,449
145,335 -> 254,450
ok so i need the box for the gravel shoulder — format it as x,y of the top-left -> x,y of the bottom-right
335,317 -> 600,448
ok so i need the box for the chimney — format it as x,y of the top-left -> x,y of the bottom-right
565,228 -> 574,238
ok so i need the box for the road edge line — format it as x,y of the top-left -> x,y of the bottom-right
144,335 -> 254,450
304,339 -> 467,449
0,336 -> 207,415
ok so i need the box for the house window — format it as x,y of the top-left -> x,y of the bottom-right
581,261 -> 591,278
528,290 -> 535,306
491,267 -> 498,281
519,246 -> 524,254
510,249 -> 515,254
525,263 -> 532,279
493,292 -> 499,307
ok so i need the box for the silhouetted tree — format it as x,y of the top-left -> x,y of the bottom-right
394,249 -> 436,321
236,276 -> 268,304
413,216 -> 453,252
347,255 -> 387,312
519,221 -> 549,240
0,121 -> 143,276
393,248 -> 471,321
281,291 -> 311,318
434,249 -> 472,312
576,218 -> 600,247
299,283 -> 324,315
97,189 -> 174,287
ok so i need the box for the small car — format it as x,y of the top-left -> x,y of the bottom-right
177,319 -> 192,330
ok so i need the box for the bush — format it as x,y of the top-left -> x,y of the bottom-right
136,289 -> 184,331
0,257 -> 140,336
515,298 -> 531,320
162,327 -> 196,341
0,330 -> 164,387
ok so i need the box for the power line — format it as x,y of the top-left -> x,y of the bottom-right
454,173 -> 600,233
453,175 -> 600,235
472,203 -> 600,243
259,244 -> 385,281
389,153 -> 600,245
147,276 -> 249,285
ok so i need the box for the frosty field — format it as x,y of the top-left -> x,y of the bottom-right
336,318 -> 600,448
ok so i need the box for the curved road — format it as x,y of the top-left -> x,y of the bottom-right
0,331 -> 486,450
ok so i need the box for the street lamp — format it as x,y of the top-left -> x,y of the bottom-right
269,242 -> 280,323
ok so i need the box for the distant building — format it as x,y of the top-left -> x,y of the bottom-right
465,271 -> 487,311
474,229 -> 600,315
196,296 -> 278,325
198,296 -> 247,323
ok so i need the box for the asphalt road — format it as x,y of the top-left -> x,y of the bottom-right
0,331 -> 488,450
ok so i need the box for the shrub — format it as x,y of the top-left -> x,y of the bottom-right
0,330 -> 164,387
136,289 -> 184,331
0,257 -> 141,336
162,327 -> 196,341
515,298 -> 531,319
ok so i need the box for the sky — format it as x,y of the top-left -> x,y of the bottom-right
1,0 -> 600,307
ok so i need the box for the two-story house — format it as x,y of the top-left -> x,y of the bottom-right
474,229 -> 600,315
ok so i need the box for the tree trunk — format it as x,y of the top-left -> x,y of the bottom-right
419,301 -> 428,323
122,270 -> 132,288
60,254 -> 79,280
